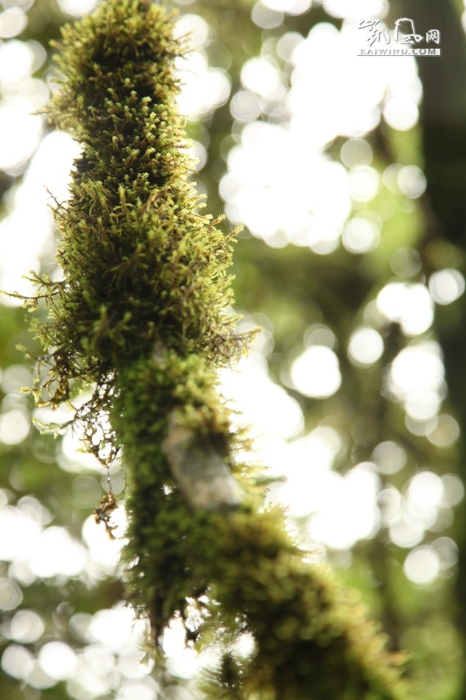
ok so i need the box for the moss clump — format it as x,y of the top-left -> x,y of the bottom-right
25,1 -> 411,698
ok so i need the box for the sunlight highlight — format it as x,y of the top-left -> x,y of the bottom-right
429,269 -> 465,305
6,610 -> 44,644
176,50 -> 231,119
222,19 -> 421,252
404,546 -> 440,585
376,282 -> 434,335
308,463 -> 380,549
290,346 -> 341,398
0,130 -> 80,305
261,0 -> 312,13
58,0 -> 99,16
220,354 -> 304,439
348,326 -> 384,365
388,342 -> 445,421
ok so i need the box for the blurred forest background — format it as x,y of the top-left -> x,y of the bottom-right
1,0 -> 466,698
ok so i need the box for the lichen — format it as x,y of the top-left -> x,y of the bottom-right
24,1 -> 411,697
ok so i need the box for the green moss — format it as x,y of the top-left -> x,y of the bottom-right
24,1 -> 412,697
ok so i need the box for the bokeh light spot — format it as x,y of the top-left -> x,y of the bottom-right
221,355 -> 304,439
383,96 -> 419,131
432,537 -> 458,573
377,282 -> 434,335
427,414 -> 460,448
388,342 -> 445,421
0,39 -> 34,86
397,164 -> 426,198
176,52 -> 231,119
241,57 -> 284,100
429,268 -> 465,305
290,346 -> 341,398
323,0 -> 388,19
0,7 -> 27,38
25,662 -> 57,690
0,408 -> 30,444
441,474 -> 464,507
390,247 -> 422,278
251,2 -> 284,29
58,0 -> 99,16
372,441 -> 406,475
30,526 -> 87,578
1,364 -> 31,394
0,102 -> 42,171
8,609 -> 44,643
308,463 -> 380,549
342,216 -> 380,253
304,323 -> 337,349
404,546 -> 440,585
340,138 -> 373,167
82,510 -> 126,575
389,516 -> 424,549
261,0 -> 310,11
39,641 -> 77,680
348,326 -> 384,365
230,90 -> 261,123
174,14 -> 210,48
378,486 -> 402,525
0,578 -> 23,610
408,471 -> 444,511
349,165 -> 380,202
88,604 -> 149,655
118,648 -> 154,680
1,644 -> 34,679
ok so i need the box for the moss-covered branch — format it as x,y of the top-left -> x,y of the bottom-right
26,1 -> 411,697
